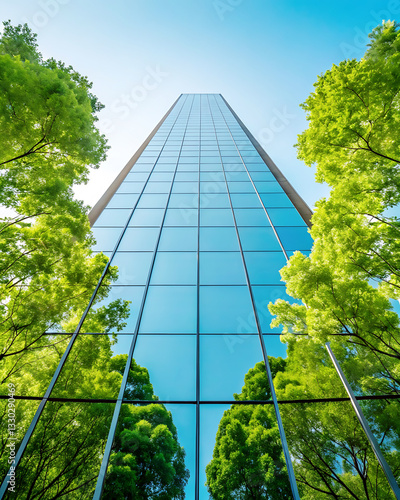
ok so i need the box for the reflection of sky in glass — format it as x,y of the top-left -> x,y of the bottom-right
200,335 -> 263,400
85,94 -> 315,497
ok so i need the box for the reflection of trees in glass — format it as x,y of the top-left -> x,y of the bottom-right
208,343 -> 400,499
274,338 -> 400,499
1,350 -> 189,499
206,358 -> 291,499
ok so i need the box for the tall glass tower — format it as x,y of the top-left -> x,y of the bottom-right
89,93 -> 313,498
0,94 -> 314,499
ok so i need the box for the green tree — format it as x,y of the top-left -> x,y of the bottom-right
270,21 -> 400,391
0,21 -> 130,398
273,336 -> 400,498
205,358 -> 291,499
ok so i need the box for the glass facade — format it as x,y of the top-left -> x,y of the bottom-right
2,94 -> 397,500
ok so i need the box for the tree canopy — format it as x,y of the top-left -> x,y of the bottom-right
270,21 -> 400,392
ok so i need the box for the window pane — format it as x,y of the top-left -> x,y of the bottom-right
92,227 -> 122,252
158,227 -> 198,251
200,335 -> 263,400
106,193 -> 140,209
128,208 -> 165,227
234,208 -> 270,227
275,226 -> 313,251
260,193 -> 294,208
111,252 -> 153,285
199,285 -> 257,333
163,208 -> 198,226
268,208 -> 307,227
118,227 -> 159,251
132,335 -> 196,400
200,208 -> 234,226
93,208 -> 131,227
230,193 -> 262,208
200,227 -> 239,251
168,193 -> 198,209
151,252 -> 197,285
136,193 -> 169,209
244,252 -> 287,285
238,227 -> 281,251
139,286 -> 197,333
200,252 -> 246,285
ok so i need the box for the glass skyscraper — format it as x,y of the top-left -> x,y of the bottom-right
1,93 -> 316,499
89,93 -> 313,498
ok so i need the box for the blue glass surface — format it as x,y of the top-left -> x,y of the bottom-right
234,208 -> 270,227
199,227 -> 239,251
268,208 -> 307,227
100,286 -> 146,333
253,181 -> 284,193
111,252 -> 153,285
136,193 -> 170,209
263,335 -> 288,358
118,227 -> 159,252
200,252 -> 246,285
199,286 -> 257,333
116,182 -> 144,194
168,193 -> 198,209
132,335 -> 196,400
143,182 -> 171,194
148,172 -> 174,182
93,208 -> 131,227
200,193 -> 231,209
244,251 -> 286,285
260,193 -> 294,208
150,252 -> 197,285
139,286 -> 197,333
175,172 -> 198,181
230,193 -> 263,208
200,181 -> 227,194
227,181 -> 255,193
249,172 -> 275,181
106,193 -> 140,209
172,182 -> 198,193
128,208 -> 165,227
275,226 -> 313,251
200,335 -> 263,400
91,227 -> 123,252
238,226 -> 281,251
158,227 -> 198,251
200,208 -> 234,226
163,208 -> 198,226
252,285 -> 299,333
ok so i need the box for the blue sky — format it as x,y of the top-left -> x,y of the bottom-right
2,0 -> 396,211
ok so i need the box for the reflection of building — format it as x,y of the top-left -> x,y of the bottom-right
1,94 -> 313,499
89,94 -> 313,498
